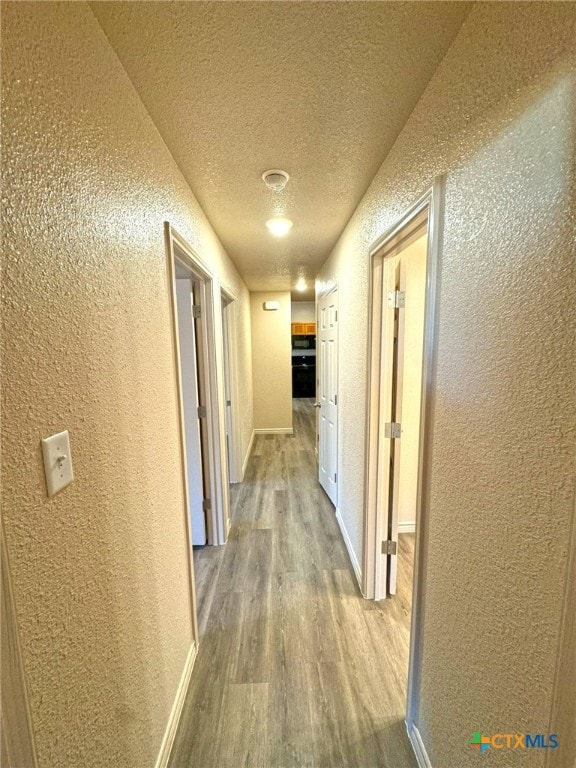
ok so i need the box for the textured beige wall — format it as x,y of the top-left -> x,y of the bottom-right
318,4 -> 575,766
251,292 -> 293,431
1,3 -> 253,767
291,301 -> 316,323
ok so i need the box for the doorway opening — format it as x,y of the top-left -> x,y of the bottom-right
164,223 -> 231,639
364,180 -> 444,757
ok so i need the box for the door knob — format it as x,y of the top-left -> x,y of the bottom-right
314,403 -> 321,408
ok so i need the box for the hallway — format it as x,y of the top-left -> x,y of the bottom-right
3,5 -> 575,766
171,400 -> 417,768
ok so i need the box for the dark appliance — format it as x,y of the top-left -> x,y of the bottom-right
292,353 -> 316,398
291,334 -> 316,351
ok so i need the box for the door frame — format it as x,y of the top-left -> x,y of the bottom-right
221,286 -> 243,485
363,179 -> 444,734
165,223 -> 230,574
2,526 -> 38,768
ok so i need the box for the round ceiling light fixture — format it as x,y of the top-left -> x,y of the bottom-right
262,169 -> 290,192
266,217 -> 293,237
295,278 -> 307,292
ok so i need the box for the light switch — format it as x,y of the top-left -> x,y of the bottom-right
41,430 -> 74,496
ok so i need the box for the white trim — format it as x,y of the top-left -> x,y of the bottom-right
335,507 -> 363,592
406,722 -> 432,768
165,223 -> 230,548
253,427 -> 294,435
398,521 -> 416,534
362,180 -> 445,743
163,225 -> 200,641
364,184 -> 439,601
1,530 -> 39,767
154,641 -> 198,768
242,429 -> 256,478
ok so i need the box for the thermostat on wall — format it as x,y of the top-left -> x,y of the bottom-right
263,301 -> 279,311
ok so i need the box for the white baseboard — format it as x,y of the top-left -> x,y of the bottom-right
335,507 -> 362,590
407,722 -> 432,768
241,430 -> 255,478
253,427 -> 294,435
155,641 -> 198,768
398,521 -> 416,534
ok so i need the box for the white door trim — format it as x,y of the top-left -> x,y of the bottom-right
363,178 -> 445,741
165,223 -> 230,552
1,527 -> 38,768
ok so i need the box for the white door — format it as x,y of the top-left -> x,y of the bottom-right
318,288 -> 338,506
175,279 -> 206,545
377,254 -> 409,596
377,232 -> 427,598
221,299 -> 232,483
375,255 -> 399,598
386,256 -> 407,595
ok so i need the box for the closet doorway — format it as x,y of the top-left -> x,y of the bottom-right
164,224 -> 231,640
364,180 -> 444,758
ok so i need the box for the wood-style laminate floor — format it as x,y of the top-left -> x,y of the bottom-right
171,399 -> 418,768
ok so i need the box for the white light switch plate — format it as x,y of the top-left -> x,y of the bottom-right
41,430 -> 74,496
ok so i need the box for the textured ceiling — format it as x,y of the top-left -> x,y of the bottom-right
91,1 -> 470,300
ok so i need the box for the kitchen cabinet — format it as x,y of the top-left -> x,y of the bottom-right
291,322 -> 316,335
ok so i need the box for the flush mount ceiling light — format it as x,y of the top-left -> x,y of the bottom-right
295,278 -> 307,292
262,169 -> 290,192
266,217 -> 293,237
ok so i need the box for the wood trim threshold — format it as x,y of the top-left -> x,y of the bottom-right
406,722 -> 432,768
155,641 -> 198,768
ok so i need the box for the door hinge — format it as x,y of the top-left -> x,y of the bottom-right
334,394 -> 338,406
388,290 -> 406,309
202,498 -> 211,512
192,305 -> 201,319
381,540 -> 398,555
384,422 -> 402,438
335,310 -> 338,321
226,399 -> 231,407
334,473 -> 337,483
197,405 -> 207,419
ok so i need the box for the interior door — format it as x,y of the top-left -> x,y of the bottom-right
317,288 -> 338,505
377,230 -> 427,598
192,280 -> 213,543
175,279 -> 206,546
375,256 -> 398,598
221,298 -> 232,483
387,257 -> 407,595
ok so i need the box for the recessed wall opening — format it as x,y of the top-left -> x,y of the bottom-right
364,181 -> 443,755
165,223 -> 231,641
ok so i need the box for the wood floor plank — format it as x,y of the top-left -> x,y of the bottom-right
192,544 -> 226,638
231,590 -> 272,684
169,398 -> 418,768
213,683 -> 269,768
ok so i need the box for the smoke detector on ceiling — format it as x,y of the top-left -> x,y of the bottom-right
262,169 -> 289,192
